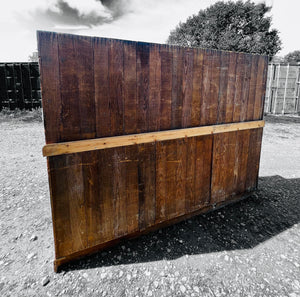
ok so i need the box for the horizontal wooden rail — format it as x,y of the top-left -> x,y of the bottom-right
43,120 -> 265,157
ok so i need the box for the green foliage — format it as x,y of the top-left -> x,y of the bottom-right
167,0 -> 281,56
284,50 -> 300,63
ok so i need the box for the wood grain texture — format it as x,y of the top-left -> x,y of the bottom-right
94,38 -> 111,137
123,41 -> 137,134
38,32 -> 267,271
37,31 -> 62,144
160,45 -> 172,130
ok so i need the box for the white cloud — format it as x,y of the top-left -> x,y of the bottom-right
0,0 -> 299,61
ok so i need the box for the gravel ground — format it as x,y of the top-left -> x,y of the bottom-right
0,112 -> 299,297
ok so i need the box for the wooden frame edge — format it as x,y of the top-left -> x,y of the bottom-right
43,120 -> 265,157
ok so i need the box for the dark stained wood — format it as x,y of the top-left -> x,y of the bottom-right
94,38 -> 111,137
123,41 -> 137,134
165,139 -> 178,218
245,128 -> 263,190
175,138 -> 186,215
217,51 -> 230,124
48,155 -> 72,257
191,48 -> 203,126
240,54 -> 252,122
112,146 -> 127,237
246,55 -> 259,121
125,145 -> 139,233
182,48 -> 194,127
194,135 -> 213,208
98,148 -> 114,242
208,50 -> 221,125
155,141 -> 167,223
171,46 -> 184,129
149,44 -> 161,131
225,52 -> 237,123
185,137 -> 196,212
136,43 -> 150,133
200,49 -> 212,125
160,45 -> 172,130
74,36 -> 96,140
37,31 -> 62,144
82,151 -> 101,247
138,142 -> 156,229
254,56 -> 268,120
109,40 -> 124,136
233,53 -> 246,123
57,34 -> 81,142
38,32 -> 267,271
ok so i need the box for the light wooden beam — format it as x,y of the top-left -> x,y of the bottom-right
43,120 -> 265,157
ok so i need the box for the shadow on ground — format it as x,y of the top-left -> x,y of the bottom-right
61,175 -> 300,272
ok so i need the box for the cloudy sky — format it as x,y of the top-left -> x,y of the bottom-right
1,0 -> 299,61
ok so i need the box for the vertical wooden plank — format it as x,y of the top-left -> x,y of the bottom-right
182,48 -> 194,127
234,130 -> 250,195
194,135 -> 213,208
217,51 -> 230,124
259,56 -> 269,119
210,133 -> 228,204
160,45 -> 172,130
74,35 -> 96,139
112,147 -> 127,237
155,141 -> 167,223
185,137 -> 196,212
136,43 -> 150,133
67,154 -> 87,252
125,145 -> 139,233
109,40 -> 124,136
245,128 -> 263,190
37,31 -> 62,144
98,148 -> 114,242
172,138 -> 186,215
171,46 -> 179,129
123,41 -> 137,134
171,46 -> 184,129
240,54 -> 252,122
138,142 -> 156,230
208,50 -> 221,125
48,156 -> 72,258
165,139 -> 177,219
191,48 -> 203,127
82,151 -> 101,247
246,55 -> 259,121
200,49 -> 212,125
94,38 -> 111,137
225,52 -> 237,123
57,33 -> 81,142
149,44 -> 161,131
232,53 -> 246,123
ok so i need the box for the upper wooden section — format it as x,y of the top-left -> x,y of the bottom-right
37,31 -> 268,144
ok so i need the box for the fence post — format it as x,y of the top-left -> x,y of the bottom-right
282,64 -> 289,114
266,63 -> 273,113
273,64 -> 280,114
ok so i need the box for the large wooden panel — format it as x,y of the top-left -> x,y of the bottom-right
38,31 -> 268,271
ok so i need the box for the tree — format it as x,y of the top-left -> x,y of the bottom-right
167,1 -> 281,57
284,50 -> 300,63
28,52 -> 39,62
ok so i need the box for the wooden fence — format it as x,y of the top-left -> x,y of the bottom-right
38,31 -> 268,271
265,63 -> 300,114
0,62 -> 41,110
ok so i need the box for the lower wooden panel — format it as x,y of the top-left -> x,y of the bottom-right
47,129 -> 263,271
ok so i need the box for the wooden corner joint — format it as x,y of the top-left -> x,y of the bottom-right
43,120 -> 265,157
